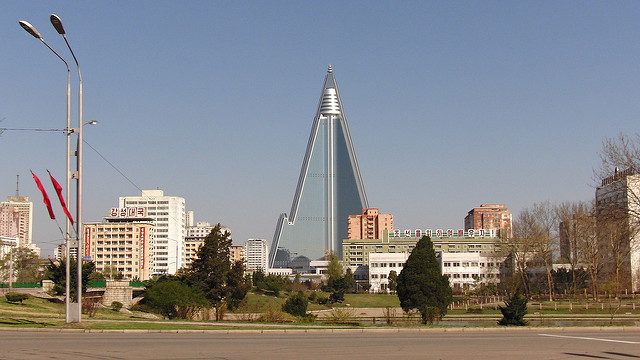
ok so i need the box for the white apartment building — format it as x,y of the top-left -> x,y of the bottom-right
368,252 -> 409,293
245,238 -> 269,271
119,190 -> 186,275
596,170 -> 640,292
0,196 -> 33,248
440,252 -> 502,289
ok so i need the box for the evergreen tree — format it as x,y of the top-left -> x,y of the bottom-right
343,268 -> 356,293
45,259 -> 95,297
498,288 -> 528,326
185,224 -> 248,310
396,236 -> 452,324
388,270 -> 398,292
282,291 -> 308,317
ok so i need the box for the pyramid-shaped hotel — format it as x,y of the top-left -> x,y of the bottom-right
269,66 -> 369,268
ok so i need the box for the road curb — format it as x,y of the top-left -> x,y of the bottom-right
1,326 -> 640,334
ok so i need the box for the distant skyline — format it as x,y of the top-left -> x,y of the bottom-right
2,2 -> 639,256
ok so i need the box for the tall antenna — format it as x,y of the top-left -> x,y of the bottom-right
15,174 -> 19,196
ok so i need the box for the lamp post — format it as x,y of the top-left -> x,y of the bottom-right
49,14 -> 85,322
18,19 -> 73,324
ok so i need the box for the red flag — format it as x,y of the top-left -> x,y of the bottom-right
47,170 -> 74,225
30,171 -> 55,220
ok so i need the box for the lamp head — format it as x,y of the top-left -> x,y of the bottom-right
19,21 -> 42,39
50,14 -> 65,34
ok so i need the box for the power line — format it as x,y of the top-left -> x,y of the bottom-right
83,140 -> 143,192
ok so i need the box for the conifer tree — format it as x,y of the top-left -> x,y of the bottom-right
396,236 -> 452,324
498,288 -> 528,326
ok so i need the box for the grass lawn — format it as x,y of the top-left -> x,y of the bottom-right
341,294 -> 400,308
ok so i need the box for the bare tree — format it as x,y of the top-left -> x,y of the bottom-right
595,132 -> 640,293
556,201 -> 592,293
502,202 -> 558,300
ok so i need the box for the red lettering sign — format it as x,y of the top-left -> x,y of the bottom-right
84,227 -> 91,257
140,227 -> 145,269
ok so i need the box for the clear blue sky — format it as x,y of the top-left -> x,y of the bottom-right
2,1 -> 639,256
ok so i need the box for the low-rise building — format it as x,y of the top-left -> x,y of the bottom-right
368,252 -> 408,293
440,252 -> 503,290
343,229 -> 500,268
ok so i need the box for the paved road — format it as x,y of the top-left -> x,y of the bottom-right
1,328 -> 639,359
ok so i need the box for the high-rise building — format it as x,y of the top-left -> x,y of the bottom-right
246,238 -> 269,271
270,66 -> 368,267
348,208 -> 393,240
464,204 -> 512,237
84,211 -> 154,281
0,206 -> 21,241
0,196 -> 33,248
119,190 -> 186,275
184,222 -> 230,268
595,168 -> 640,292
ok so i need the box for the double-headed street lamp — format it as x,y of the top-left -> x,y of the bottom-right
19,15 -> 89,323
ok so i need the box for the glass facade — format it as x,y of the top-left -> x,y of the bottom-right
269,68 -> 368,268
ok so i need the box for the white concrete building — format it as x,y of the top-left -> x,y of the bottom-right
119,190 -> 186,275
596,170 -> 640,292
440,252 -> 502,289
245,238 -> 269,271
368,252 -> 409,293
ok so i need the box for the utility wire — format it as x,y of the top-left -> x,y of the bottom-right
83,140 -> 143,192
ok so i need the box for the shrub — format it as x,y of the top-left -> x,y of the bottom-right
5,292 -> 29,304
498,288 -> 528,326
257,307 -> 294,323
325,308 -> 357,325
144,278 -> 208,319
282,291 -> 308,317
111,301 -> 123,312
82,297 -> 100,317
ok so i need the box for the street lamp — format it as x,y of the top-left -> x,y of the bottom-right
18,19 -> 74,324
49,14 -> 84,322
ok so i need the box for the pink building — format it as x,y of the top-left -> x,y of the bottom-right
464,204 -> 512,237
0,206 -> 21,240
348,208 -> 393,240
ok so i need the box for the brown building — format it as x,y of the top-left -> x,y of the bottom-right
348,208 -> 394,240
230,245 -> 245,264
464,204 -> 512,237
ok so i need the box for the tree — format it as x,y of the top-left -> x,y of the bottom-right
258,275 -> 285,296
252,268 -> 265,287
388,270 -> 398,292
504,202 -> 558,300
595,132 -> 640,292
226,261 -> 250,310
396,236 -> 452,324
0,247 -> 42,283
45,259 -> 95,298
556,201 -> 590,293
143,277 -> 207,319
185,224 -> 248,311
498,288 -> 528,326
282,291 -> 308,317
326,251 -> 343,288
100,264 -> 123,280
343,268 -> 356,293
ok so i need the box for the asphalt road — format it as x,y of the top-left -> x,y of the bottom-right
1,328 -> 639,360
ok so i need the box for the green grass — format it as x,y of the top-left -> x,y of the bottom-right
340,294 -> 401,308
